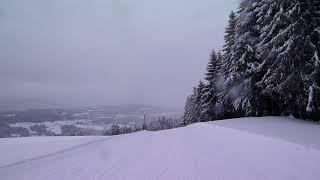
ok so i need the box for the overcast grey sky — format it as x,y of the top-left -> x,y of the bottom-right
0,0 -> 237,110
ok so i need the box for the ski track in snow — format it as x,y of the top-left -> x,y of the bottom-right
0,136 -> 107,167
1,117 -> 320,180
0,137 -> 108,169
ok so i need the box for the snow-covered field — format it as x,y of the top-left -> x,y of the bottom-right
1,117 -> 320,180
9,120 -> 112,135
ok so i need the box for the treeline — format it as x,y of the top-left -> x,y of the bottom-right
103,124 -> 142,136
105,117 -> 183,136
60,125 -> 102,136
183,0 -> 320,125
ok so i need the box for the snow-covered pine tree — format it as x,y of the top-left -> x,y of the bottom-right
221,11 -> 237,78
227,0 -> 261,116
218,11 -> 237,118
111,124 -> 121,135
200,50 -> 219,122
183,94 -> 196,125
183,0 -> 320,122
194,80 -> 205,122
256,0 -> 320,119
224,11 -> 237,53
183,81 -> 205,124
253,0 -> 287,116
305,0 -> 320,120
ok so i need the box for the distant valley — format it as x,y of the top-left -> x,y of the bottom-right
0,104 -> 182,137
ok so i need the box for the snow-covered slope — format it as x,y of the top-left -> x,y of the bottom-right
0,136 -> 107,167
1,117 -> 320,180
213,116 -> 320,149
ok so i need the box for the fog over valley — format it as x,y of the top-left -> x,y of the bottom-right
0,0 -> 236,110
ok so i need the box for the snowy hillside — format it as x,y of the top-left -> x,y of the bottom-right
1,117 -> 320,180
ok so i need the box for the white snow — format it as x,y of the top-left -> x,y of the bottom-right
1,117 -> 320,180
213,116 -> 320,149
0,136 -> 107,167
307,85 -> 315,112
315,51 -> 319,66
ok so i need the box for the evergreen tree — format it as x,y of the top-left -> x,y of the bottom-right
195,81 -> 205,122
221,11 -> 237,78
111,124 -> 121,135
257,0 -> 320,119
253,0 -> 287,116
183,81 -> 204,125
218,11 -> 238,118
228,0 -> 261,116
306,0 -> 320,120
201,50 -> 219,121
183,0 -> 320,123
183,94 -> 195,125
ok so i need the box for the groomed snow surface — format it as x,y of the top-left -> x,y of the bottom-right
1,117 -> 320,180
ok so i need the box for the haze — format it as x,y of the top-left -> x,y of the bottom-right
0,0 -> 236,110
